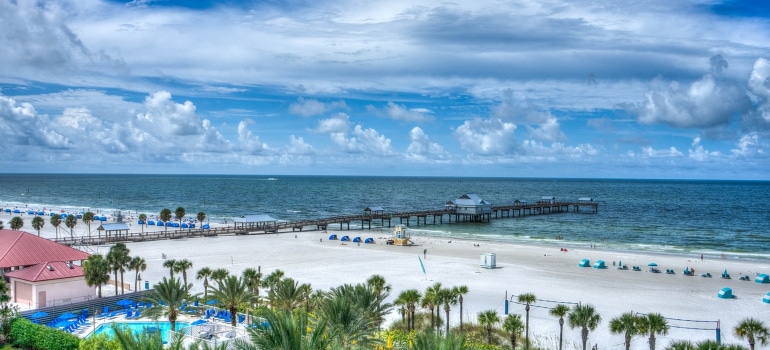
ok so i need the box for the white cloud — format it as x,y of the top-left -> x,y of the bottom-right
314,113 -> 351,133
454,118 -> 517,156
688,137 -> 721,161
0,94 -> 70,149
289,97 -> 328,117
287,135 -> 315,155
406,127 -> 446,161
639,146 -> 683,158
633,73 -> 752,128
731,133 -> 763,157
384,102 -> 433,122
237,120 -> 268,154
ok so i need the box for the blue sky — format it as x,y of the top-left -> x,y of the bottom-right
1,0 -> 769,179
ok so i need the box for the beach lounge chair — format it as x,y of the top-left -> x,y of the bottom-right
683,268 -> 694,276
722,270 -> 731,279
617,264 -> 628,270
632,266 -> 641,271
128,310 -> 141,319
739,275 -> 750,281
666,269 -> 675,274
96,306 -> 110,319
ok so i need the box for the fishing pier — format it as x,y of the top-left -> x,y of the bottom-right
52,195 -> 597,246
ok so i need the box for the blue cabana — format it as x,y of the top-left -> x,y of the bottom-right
156,221 -> 164,226
13,209 -> 20,213
190,223 -> 195,228
165,221 -> 173,226
181,223 -> 189,228
61,213 -> 68,218
717,287 -> 734,299
328,234 -> 338,240
756,274 -> 770,284
340,235 -> 350,241
763,292 -> 770,304
578,259 -> 590,267
27,210 -> 34,215
36,211 -> 44,216
76,213 -> 82,218
172,222 -> 180,227
147,220 -> 155,225
202,224 -> 210,229
593,260 -> 606,269
138,220 -> 145,225
99,216 -> 107,221
352,237 -> 362,243
3,209 -> 10,213
364,238 -> 374,244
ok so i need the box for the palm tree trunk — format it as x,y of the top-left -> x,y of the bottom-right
114,270 -> 119,296
649,334 -> 656,350
525,305 -> 530,350
459,300 -> 464,332
582,327 -> 588,350
445,308 -> 450,335
559,318 -> 564,350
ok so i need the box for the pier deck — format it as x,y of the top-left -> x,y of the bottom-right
52,201 -> 597,246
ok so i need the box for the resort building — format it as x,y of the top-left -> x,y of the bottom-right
0,229 -> 91,309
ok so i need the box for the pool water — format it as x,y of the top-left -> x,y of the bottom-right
91,321 -> 191,342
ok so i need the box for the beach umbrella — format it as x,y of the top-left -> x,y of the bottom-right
648,262 -> 657,267
29,311 -> 48,319
58,311 -> 77,319
191,319 -> 208,326
206,299 -> 219,305
116,299 -> 133,308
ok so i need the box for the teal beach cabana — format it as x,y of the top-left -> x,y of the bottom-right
755,274 -> 769,284
763,292 -> 770,304
593,260 -> 606,269
717,287 -> 734,299
578,259 -> 590,267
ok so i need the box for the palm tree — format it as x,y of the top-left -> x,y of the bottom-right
174,259 -> 193,286
163,259 -> 177,279
159,208 -> 172,235
502,313 -> 524,350
550,304 -> 571,350
50,214 -> 62,240
83,254 -> 111,298
196,267 -> 213,301
477,309 -> 500,344
568,303 -> 601,350
106,243 -> 131,295
0,220 -> 4,230
315,291 -> 383,348
9,216 -> 23,230
638,313 -> 669,350
242,268 -> 263,306
665,340 -> 695,350
456,285 -> 469,332
267,277 -> 311,311
242,307 -> 330,350
129,256 -> 147,292
111,322 -> 165,350
196,211 -> 206,231
82,211 -> 95,240
396,289 -> 422,332
174,207 -> 185,234
518,292 -> 536,349
65,214 -> 77,239
610,312 -> 640,350
211,275 -> 256,327
423,282 -> 442,332
438,287 -> 460,335
211,268 -> 229,285
142,277 -> 191,332
366,274 -> 391,298
138,213 -> 147,236
31,216 -> 44,236
734,318 -> 769,350
262,269 -> 285,290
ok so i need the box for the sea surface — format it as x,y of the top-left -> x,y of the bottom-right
1,174 -> 768,260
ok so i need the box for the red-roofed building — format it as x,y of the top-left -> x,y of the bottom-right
0,229 -> 91,308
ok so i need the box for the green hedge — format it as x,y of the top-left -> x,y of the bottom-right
9,318 -> 79,350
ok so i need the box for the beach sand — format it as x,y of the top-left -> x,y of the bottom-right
2,210 -> 769,347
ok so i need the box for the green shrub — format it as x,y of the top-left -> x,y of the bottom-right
9,318 -> 79,350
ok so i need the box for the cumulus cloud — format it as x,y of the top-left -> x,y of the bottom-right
136,91 -> 203,136
688,137 -> 721,161
314,113 -> 351,133
454,118 -> 517,156
493,90 -> 565,141
0,95 -> 70,149
631,69 -> 752,128
289,98 -> 348,117
747,58 -> 770,126
237,120 -> 269,154
287,135 -> 315,155
315,113 -> 395,155
406,127 -> 446,161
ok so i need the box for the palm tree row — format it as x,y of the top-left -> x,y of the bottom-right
7,211 -> 102,240
83,243 -> 147,297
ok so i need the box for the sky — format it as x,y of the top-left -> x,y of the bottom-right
1,0 -> 769,179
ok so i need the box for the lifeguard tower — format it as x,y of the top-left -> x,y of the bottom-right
391,224 -> 412,246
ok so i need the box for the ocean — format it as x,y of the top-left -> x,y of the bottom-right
1,174 -> 768,260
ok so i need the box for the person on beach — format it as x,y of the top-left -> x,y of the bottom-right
423,248 -> 427,259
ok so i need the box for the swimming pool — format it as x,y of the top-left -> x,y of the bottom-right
90,321 -> 191,342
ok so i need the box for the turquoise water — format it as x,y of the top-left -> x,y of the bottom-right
1,174 -> 768,259
90,321 -> 190,342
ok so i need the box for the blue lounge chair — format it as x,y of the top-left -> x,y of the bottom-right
96,306 -> 110,319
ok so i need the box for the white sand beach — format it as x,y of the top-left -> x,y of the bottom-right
2,210 -> 769,347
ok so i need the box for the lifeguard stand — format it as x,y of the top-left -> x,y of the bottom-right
392,224 -> 411,246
